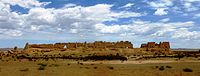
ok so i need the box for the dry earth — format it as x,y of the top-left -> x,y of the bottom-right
0,60 -> 200,76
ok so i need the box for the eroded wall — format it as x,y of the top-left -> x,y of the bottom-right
140,42 -> 170,52
24,41 -> 133,50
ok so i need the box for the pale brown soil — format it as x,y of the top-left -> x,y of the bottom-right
0,60 -> 200,76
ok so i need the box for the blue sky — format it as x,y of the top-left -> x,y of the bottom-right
0,0 -> 200,48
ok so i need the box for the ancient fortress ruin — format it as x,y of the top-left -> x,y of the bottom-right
24,41 -> 170,52
141,42 -> 170,48
140,42 -> 170,52
24,41 -> 133,50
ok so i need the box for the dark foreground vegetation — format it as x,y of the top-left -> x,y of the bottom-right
16,54 -> 127,61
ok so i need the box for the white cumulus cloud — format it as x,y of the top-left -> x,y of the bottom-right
120,3 -> 134,8
172,28 -> 200,40
148,0 -> 173,16
0,2 -> 145,38
94,20 -> 199,40
1,0 -> 50,8
154,8 -> 168,16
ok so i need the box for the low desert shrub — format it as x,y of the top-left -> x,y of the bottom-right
166,66 -> 172,68
79,63 -> 83,65
159,66 -> 165,71
20,68 -> 29,72
108,66 -> 114,70
155,66 -> 159,68
67,63 -> 71,66
38,66 -> 46,70
94,67 -> 97,69
183,68 -> 193,72
90,64 -> 94,65
37,63 -> 47,67
38,63 -> 47,70
85,67 -> 89,69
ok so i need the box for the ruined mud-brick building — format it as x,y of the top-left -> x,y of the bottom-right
24,41 -> 133,51
140,42 -> 170,52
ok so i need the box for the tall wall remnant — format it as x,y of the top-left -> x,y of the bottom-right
24,41 -> 133,50
159,42 -> 170,48
24,42 -> 29,50
140,42 -> 170,51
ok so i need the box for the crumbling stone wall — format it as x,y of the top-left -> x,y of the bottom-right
24,43 -> 29,50
24,41 -> 134,50
140,42 -> 170,52
29,44 -> 54,49
115,41 -> 133,48
140,44 -> 147,48
141,42 -> 170,48
147,42 -> 156,48
159,42 -> 170,48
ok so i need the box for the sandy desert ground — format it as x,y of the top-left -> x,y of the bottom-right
0,60 -> 200,76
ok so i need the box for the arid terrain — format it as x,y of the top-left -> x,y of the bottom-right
0,50 -> 200,76
0,60 -> 200,76
0,41 -> 200,76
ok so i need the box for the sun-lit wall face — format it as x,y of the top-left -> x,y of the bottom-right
24,41 -> 133,50
141,42 -> 170,48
